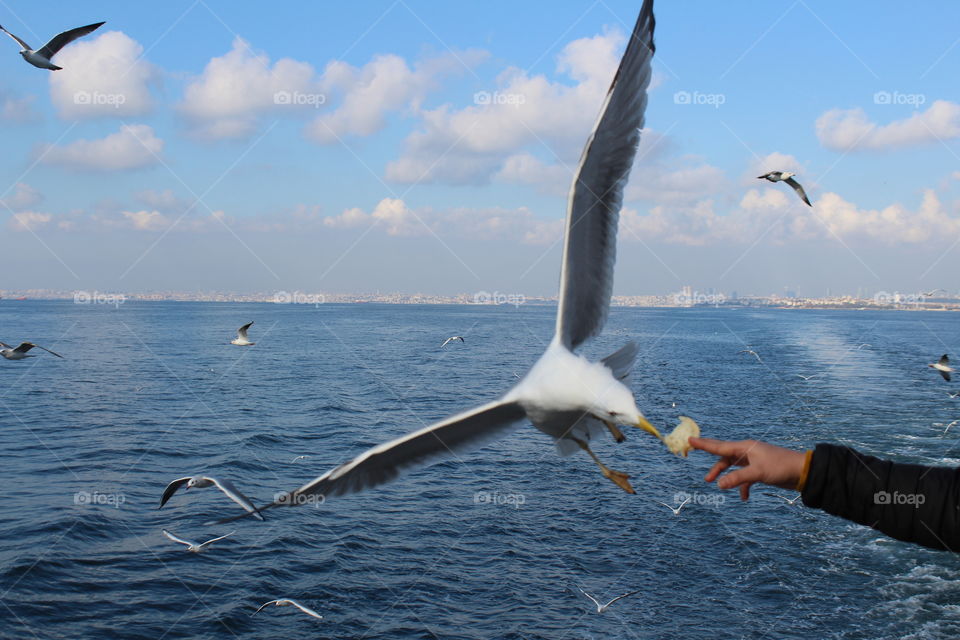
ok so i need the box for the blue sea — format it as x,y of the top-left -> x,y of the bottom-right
2,300 -> 960,639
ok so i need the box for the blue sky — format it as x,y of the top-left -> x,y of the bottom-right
1,1 -> 959,297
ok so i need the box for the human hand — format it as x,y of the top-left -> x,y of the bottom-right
689,437 -> 806,501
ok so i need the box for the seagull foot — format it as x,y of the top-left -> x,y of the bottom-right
603,468 -> 635,494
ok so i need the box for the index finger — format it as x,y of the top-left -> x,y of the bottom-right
689,437 -> 751,458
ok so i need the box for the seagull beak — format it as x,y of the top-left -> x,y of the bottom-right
636,416 -> 663,441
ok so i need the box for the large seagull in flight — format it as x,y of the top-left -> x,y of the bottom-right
217,0 -> 688,525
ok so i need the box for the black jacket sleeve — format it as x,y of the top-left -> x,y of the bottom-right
801,443 -> 960,551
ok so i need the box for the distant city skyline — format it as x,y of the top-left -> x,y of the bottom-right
2,2 -> 960,295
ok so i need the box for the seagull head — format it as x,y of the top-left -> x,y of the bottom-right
597,388 -> 662,440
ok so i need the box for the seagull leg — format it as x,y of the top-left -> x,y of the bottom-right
573,438 -> 635,494
604,420 -> 626,443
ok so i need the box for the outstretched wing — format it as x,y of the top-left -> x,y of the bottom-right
0,25 -> 31,50
162,530 -> 196,547
604,590 -> 640,608
159,477 -> 191,507
783,176 -> 811,206
209,477 -> 264,521
197,531 -> 234,549
216,401 -> 527,524
576,586 -> 602,609
254,600 -> 281,614
940,354 -> 950,366
237,322 -> 254,339
554,0 -> 655,350
37,22 -> 105,59
288,600 -> 324,619
24,343 -> 63,358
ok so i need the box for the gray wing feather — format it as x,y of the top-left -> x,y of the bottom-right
784,176 -> 811,206
0,25 -> 31,50
37,22 -> 104,59
159,477 -> 191,508
554,0 -> 655,350
210,477 -> 264,520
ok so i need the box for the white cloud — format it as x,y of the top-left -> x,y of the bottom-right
307,51 -> 486,144
49,31 -> 157,119
179,37 -> 324,139
816,100 -> 960,151
323,197 -> 562,244
386,28 -> 625,185
39,124 -> 163,171
0,89 -> 37,123
122,210 -> 171,231
7,212 -> 52,232
0,183 -> 43,211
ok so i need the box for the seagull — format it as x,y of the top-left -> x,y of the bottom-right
231,322 -> 255,346
943,420 -> 959,435
739,349 -> 762,363
0,341 -> 63,360
254,599 -> 323,621
576,586 -> 640,614
922,289 -> 945,297
291,455 -> 309,463
947,391 -> 960,399
0,22 -> 104,70
655,497 -> 690,515
855,343 -> 872,350
159,476 -> 264,521
929,354 -> 954,382
441,336 -> 465,347
213,0 -> 670,526
763,492 -> 802,506
757,171 -> 811,206
795,374 -> 819,381
162,529 -> 234,553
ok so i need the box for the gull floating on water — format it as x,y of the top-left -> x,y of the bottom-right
441,336 -> 465,347
764,492 -> 802,506
655,497 -> 690,515
757,171 -> 811,206
0,21 -> 104,70
254,599 -> 323,621
739,349 -> 762,363
214,1 -> 682,526
231,322 -> 255,346
929,354 -> 953,382
0,341 -> 63,360
160,476 -> 263,521
576,586 -> 640,614
162,529 -> 234,553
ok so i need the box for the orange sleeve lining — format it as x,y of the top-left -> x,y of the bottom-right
796,449 -> 814,492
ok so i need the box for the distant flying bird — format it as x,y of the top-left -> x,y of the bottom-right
655,497 -> 690,515
856,343 -> 871,350
739,349 -> 762,363
757,171 -> 811,207
576,586 -> 640,614
795,374 -> 819,381
0,21 -> 104,70
162,529 -> 234,553
210,0 -> 667,526
441,336 -> 465,347
943,420 -> 959,435
0,341 -> 63,360
947,391 -> 960,399
159,475 -> 263,521
231,322 -> 255,346
254,599 -> 323,621
922,289 -> 945,297
929,354 -> 954,382
291,455 -> 308,463
764,492 -> 802,506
